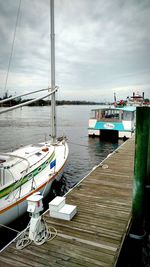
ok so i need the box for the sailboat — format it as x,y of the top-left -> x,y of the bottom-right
0,0 -> 69,225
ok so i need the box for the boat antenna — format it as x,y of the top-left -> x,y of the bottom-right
50,0 -> 56,143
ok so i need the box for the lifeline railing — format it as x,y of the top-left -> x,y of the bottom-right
0,87 -> 58,115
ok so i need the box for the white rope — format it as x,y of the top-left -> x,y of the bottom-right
15,224 -> 31,250
15,217 -> 57,250
0,225 -> 30,253
47,226 -> 57,241
0,223 -> 20,233
33,218 -> 57,246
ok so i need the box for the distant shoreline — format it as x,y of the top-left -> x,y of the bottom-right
0,99 -> 110,107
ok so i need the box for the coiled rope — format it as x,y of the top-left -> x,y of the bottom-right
15,217 -> 57,250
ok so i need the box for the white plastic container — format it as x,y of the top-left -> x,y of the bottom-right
50,204 -> 77,221
49,196 -> 66,212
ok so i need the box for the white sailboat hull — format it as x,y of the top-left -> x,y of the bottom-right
0,170 -> 63,225
0,140 -> 69,226
0,0 -> 69,228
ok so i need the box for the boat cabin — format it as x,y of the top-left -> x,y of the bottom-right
88,106 -> 136,140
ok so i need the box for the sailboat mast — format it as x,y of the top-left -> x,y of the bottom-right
50,0 -> 56,143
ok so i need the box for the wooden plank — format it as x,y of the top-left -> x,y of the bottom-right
0,137 -> 135,267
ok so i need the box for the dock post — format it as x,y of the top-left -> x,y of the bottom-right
146,125 -> 150,184
129,107 -> 149,266
131,106 -> 150,237
145,108 -> 150,237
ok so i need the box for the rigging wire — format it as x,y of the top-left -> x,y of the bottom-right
68,141 -> 89,148
57,86 -> 65,137
3,0 -> 22,94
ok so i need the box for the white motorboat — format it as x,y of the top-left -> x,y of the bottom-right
88,105 -> 136,139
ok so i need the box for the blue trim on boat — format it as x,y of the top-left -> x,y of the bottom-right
95,122 -> 125,131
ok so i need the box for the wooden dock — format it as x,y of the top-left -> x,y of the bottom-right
0,137 -> 135,267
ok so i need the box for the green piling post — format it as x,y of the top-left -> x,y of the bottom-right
145,113 -> 150,236
146,124 -> 150,185
132,106 -> 150,236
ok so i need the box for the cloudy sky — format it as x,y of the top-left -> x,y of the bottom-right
0,0 -> 150,102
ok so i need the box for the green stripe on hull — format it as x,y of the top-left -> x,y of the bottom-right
0,151 -> 55,199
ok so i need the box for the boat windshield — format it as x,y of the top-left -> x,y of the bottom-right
91,109 -> 122,122
122,111 -> 133,121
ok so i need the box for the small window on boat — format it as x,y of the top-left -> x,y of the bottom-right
35,152 -> 42,156
45,161 -> 49,165
38,166 -> 42,172
123,112 -> 132,121
27,173 -> 33,179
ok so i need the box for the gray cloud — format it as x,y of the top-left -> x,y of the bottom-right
0,0 -> 150,101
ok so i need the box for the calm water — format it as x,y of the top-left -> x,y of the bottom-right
0,105 -> 122,189
0,105 -> 122,249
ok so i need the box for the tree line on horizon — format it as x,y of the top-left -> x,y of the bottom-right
0,96 -> 107,107
1,92 -> 149,107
